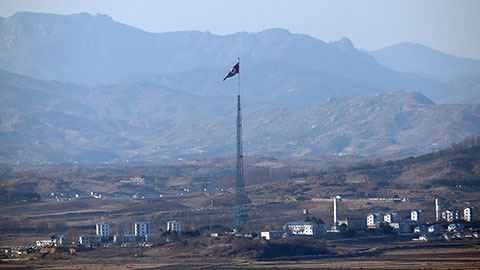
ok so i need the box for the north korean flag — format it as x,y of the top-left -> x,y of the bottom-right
223,62 -> 239,81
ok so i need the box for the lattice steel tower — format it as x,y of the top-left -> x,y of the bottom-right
233,60 -> 248,232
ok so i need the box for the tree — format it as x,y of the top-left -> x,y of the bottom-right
304,216 -> 325,225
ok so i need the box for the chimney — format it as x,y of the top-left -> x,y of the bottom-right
435,198 -> 441,222
333,196 -> 338,225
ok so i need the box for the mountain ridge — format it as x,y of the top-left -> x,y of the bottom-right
0,11 -> 453,103
1,70 -> 478,164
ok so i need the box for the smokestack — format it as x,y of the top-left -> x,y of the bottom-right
435,198 -> 441,222
330,195 -> 341,232
333,196 -> 337,225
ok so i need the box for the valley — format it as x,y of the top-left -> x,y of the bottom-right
1,140 -> 479,269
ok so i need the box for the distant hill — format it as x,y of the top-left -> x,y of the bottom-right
1,70 -> 479,164
240,91 -> 480,157
447,74 -> 480,104
366,42 -> 480,81
134,61 -> 383,108
0,69 -> 237,163
317,136 -> 480,189
0,12 -> 451,103
250,136 -> 480,203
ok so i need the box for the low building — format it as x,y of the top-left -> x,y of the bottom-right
283,222 -> 326,236
428,225 -> 443,233
167,220 -> 182,233
442,233 -> 453,241
453,232 -> 465,239
338,218 -> 367,230
113,234 -> 121,243
442,209 -> 460,222
135,221 -> 150,237
144,234 -> 158,243
36,240 -> 54,248
79,235 -> 89,246
367,213 -> 383,227
122,234 -> 137,244
260,231 -> 284,240
447,223 -> 464,232
414,226 -> 428,234
463,207 -> 478,222
389,221 -> 409,233
96,222 -> 110,238
416,234 -> 437,241
55,235 -> 68,246
113,233 -> 138,244
411,210 -> 424,224
384,213 -> 399,223
78,234 -> 101,246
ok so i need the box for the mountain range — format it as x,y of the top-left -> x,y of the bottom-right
0,12 -> 479,164
1,12 -> 479,104
1,68 -> 479,164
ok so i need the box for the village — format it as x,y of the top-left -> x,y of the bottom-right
2,196 -> 478,260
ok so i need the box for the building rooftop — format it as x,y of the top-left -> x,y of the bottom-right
284,222 -> 314,226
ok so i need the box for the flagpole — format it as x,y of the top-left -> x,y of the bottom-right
237,57 -> 240,96
233,56 -> 247,232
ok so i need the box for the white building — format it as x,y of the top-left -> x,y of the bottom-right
96,222 -> 110,238
428,225 -> 443,233
260,231 -> 284,240
388,221 -> 409,233
448,223 -> 464,232
167,220 -> 182,233
384,212 -> 399,223
411,210 -> 424,224
113,234 -> 121,243
417,234 -> 436,241
79,235 -> 89,246
414,226 -> 428,234
463,207 -> 477,222
367,213 -> 383,227
283,222 -> 326,236
36,240 -> 54,248
135,221 -> 150,237
442,209 -> 460,222
55,235 -> 67,246
79,234 -> 101,246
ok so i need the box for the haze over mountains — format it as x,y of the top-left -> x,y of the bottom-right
0,12 -> 479,164
366,42 -> 480,81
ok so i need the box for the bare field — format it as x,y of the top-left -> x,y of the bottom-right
2,240 -> 480,269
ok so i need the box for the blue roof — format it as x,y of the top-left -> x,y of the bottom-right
284,222 -> 313,225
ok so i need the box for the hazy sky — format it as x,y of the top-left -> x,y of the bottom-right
1,0 -> 479,59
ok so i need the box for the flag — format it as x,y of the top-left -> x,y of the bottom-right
223,62 -> 239,81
